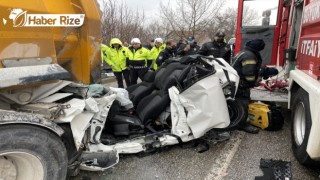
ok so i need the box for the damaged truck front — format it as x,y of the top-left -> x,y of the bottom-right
0,0 -> 118,179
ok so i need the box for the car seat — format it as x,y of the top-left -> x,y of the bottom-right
126,70 -> 156,107
109,62 -> 191,136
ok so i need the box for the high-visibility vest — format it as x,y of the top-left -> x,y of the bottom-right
127,46 -> 151,67
150,44 -> 166,70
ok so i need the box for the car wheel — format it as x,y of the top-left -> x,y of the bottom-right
215,99 -> 247,131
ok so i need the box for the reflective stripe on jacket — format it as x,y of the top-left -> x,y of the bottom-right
127,46 -> 151,67
232,47 -> 262,88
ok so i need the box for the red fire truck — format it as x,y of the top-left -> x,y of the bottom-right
236,0 -> 320,166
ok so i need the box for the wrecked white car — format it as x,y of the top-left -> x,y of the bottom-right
0,55 -> 245,178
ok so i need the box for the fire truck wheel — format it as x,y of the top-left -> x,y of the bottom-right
291,88 -> 320,166
0,124 -> 68,180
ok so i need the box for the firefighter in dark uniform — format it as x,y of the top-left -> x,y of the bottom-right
156,39 -> 177,67
232,39 -> 265,134
198,31 -> 231,63
177,36 -> 200,56
127,38 -> 152,86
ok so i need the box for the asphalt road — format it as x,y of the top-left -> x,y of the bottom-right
70,78 -> 320,180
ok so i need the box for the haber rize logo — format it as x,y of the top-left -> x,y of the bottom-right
7,8 -> 85,27
9,8 -> 27,27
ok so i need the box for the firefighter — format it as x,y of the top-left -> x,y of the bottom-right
198,31 -> 231,63
127,38 -> 152,85
156,39 -> 177,67
105,38 -> 130,88
177,36 -> 200,56
232,39 -> 266,134
150,38 -> 166,70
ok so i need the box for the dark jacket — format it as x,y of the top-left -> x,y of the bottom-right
232,47 -> 263,89
144,44 -> 153,50
156,47 -> 176,66
198,41 -> 231,63
176,43 -> 200,56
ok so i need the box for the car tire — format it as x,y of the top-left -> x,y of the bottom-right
215,99 -> 247,131
0,124 -> 68,179
291,88 -> 319,166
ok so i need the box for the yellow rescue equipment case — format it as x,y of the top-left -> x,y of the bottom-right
248,102 -> 284,131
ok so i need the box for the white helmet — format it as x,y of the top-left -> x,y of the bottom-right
131,38 -> 141,44
154,38 -> 163,44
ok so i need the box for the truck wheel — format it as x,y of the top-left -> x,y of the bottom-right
291,88 -> 319,166
0,124 -> 68,179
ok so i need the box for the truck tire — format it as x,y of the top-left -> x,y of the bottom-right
291,88 -> 319,166
0,124 -> 68,180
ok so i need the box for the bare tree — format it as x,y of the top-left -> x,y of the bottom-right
144,20 -> 172,40
100,0 -> 258,46
160,0 -> 225,40
242,6 -> 259,26
206,6 -> 259,42
100,0 -> 145,44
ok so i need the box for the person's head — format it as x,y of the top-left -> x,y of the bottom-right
186,36 -> 195,45
215,31 -> 225,43
245,39 -> 265,51
113,44 -> 120,49
123,41 -> 129,47
166,39 -> 176,49
154,38 -> 163,48
131,38 -> 141,49
110,38 -> 123,49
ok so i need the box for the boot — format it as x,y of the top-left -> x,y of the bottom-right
217,131 -> 231,142
240,123 -> 259,134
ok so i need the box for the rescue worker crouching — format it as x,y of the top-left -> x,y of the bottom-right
127,38 -> 152,86
232,39 -> 266,134
105,38 -> 130,88
150,38 -> 166,70
198,31 -> 231,63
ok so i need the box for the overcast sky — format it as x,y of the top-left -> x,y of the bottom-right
100,0 -> 279,25
121,0 -> 239,23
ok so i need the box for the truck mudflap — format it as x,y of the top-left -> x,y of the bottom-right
0,109 -> 64,136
